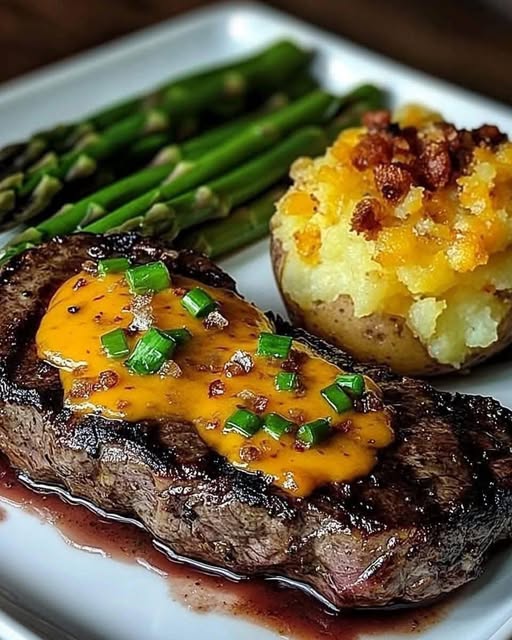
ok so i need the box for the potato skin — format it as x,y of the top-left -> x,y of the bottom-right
271,237 -> 512,377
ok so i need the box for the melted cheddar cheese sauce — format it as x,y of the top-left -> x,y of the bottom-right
36,270 -> 393,496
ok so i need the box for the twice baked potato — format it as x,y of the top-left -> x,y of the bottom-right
271,106 -> 512,376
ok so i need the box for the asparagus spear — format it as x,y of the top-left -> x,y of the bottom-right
0,63 -> 317,187
0,127 -> 324,264
0,84 -> 387,265
83,90 -> 337,234
7,121 -> 249,246
177,186 -> 285,258
138,127 -> 327,239
0,41 -> 311,221
0,75 -> 319,233
176,86 -> 389,258
5,90 -> 327,250
0,41 -> 308,177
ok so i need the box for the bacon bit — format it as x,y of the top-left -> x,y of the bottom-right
69,378 -> 96,399
223,361 -> 243,377
391,135 -> 414,165
332,419 -> 353,433
129,293 -> 154,332
350,120 -> 508,196
436,122 -> 459,146
353,392 -> 384,413
81,260 -> 97,274
206,419 -> 220,430
373,162 -> 413,203
203,310 -> 229,331
224,350 -> 253,378
293,441 -> 307,453
417,141 -> 452,190
254,395 -> 269,413
232,350 -> 254,372
69,370 -> 119,398
159,360 -> 182,379
93,312 -> 104,324
172,287 -> 187,297
362,109 -> 391,131
97,370 -> 119,391
195,356 -> 224,373
452,130 -> 478,173
208,379 -> 226,397
288,407 -> 305,424
281,349 -> 308,373
67,305 -> 80,314
116,399 -> 129,411
351,132 -> 392,170
472,124 -> 507,148
351,197 -> 385,240
236,389 -> 268,414
239,445 -> 262,463
72,277 -> 87,291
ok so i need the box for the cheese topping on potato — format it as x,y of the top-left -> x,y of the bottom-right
272,106 -> 512,370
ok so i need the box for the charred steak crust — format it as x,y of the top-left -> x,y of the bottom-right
0,233 -> 511,609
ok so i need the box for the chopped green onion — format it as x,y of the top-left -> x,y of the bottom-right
100,328 -> 129,359
98,257 -> 130,276
296,418 -> 331,447
125,328 -> 176,375
125,261 -> 171,295
321,383 -> 353,413
335,373 -> 365,397
263,413 -> 294,440
163,328 -> 192,346
274,371 -> 299,391
224,408 -> 262,438
181,287 -> 218,318
257,332 -> 292,359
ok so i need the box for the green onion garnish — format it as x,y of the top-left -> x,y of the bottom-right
181,287 -> 218,318
321,383 -> 353,413
163,328 -> 192,346
125,261 -> 171,295
336,373 -> 365,397
98,257 -> 130,276
263,413 -> 294,440
224,408 -> 262,438
274,371 -> 299,391
100,328 -> 129,359
257,333 -> 292,359
296,418 -> 331,447
125,328 -> 176,375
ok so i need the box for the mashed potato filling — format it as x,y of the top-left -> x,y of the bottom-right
272,106 -> 512,368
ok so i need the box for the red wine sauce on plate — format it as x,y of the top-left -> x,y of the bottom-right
0,456 -> 447,639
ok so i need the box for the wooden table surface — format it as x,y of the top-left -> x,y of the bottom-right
1,0 -> 511,105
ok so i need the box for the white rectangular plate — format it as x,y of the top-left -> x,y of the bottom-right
0,2 -> 511,639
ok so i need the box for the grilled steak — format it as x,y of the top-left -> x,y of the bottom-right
0,233 -> 511,609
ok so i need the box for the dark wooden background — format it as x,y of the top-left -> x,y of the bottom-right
1,0 -> 511,105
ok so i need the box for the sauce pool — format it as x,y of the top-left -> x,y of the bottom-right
0,456 -> 448,640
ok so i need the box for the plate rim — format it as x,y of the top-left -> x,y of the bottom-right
0,3 -> 511,640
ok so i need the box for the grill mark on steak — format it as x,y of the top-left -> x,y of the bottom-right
0,233 -> 510,609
